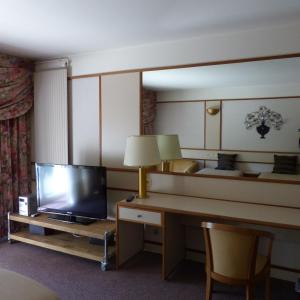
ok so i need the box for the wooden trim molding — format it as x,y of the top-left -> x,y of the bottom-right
68,52 -> 300,79
99,75 -> 102,165
204,101 -> 207,149
107,187 -> 138,193
157,100 -> 206,104
220,100 -> 223,149
107,167 -> 138,173
188,157 -> 300,166
139,72 -> 144,135
271,264 -> 300,274
217,96 -> 300,102
157,96 -> 300,104
149,170 -> 300,185
181,147 -> 300,155
148,190 -> 300,211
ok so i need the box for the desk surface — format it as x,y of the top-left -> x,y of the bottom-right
119,192 -> 300,230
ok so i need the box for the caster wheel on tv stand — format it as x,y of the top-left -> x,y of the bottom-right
100,262 -> 109,271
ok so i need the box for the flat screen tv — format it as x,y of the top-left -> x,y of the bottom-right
35,163 -> 107,222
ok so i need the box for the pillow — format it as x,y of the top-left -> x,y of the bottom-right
273,155 -> 297,174
215,153 -> 237,170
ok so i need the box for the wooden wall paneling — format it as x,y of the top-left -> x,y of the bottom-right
148,172 -> 300,208
70,76 -> 100,166
154,102 -> 205,148
101,72 -> 140,168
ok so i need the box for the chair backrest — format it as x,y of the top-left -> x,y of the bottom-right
202,222 -> 273,281
169,159 -> 199,173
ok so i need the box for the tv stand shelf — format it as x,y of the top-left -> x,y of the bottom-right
8,213 -> 116,271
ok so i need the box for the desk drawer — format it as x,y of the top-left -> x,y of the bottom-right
119,207 -> 161,226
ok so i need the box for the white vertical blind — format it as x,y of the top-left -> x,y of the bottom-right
34,68 -> 68,164
70,77 -> 100,166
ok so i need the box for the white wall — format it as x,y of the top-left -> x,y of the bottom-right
69,22 -> 300,76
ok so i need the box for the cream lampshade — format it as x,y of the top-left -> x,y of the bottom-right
124,135 -> 161,198
156,134 -> 182,172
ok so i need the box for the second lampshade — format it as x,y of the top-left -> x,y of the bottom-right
156,134 -> 182,172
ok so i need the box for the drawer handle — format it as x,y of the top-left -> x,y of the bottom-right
137,214 -> 143,218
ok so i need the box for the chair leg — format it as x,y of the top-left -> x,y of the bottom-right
265,271 -> 271,300
205,275 -> 213,300
246,283 -> 254,300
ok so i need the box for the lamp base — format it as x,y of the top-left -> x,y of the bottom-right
161,161 -> 170,172
138,167 -> 147,198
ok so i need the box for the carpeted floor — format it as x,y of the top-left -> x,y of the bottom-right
0,241 -> 297,300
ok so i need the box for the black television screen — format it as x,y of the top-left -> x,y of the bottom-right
35,163 -> 107,220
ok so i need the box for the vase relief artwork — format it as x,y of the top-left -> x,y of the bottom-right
244,106 -> 284,139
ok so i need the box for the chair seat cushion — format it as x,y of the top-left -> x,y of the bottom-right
255,255 -> 268,275
0,268 -> 59,300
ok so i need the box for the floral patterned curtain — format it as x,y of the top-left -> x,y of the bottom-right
142,89 -> 157,134
0,54 -> 33,237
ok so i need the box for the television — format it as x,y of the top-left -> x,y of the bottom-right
35,163 -> 107,223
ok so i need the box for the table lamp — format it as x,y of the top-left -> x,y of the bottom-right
156,134 -> 182,172
124,135 -> 161,198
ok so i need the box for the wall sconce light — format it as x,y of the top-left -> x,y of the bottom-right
206,107 -> 220,115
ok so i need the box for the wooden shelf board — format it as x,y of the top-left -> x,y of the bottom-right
9,213 -> 115,239
10,231 -> 115,262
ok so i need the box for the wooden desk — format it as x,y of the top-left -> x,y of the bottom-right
116,193 -> 300,279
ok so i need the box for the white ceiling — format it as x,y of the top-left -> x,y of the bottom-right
143,58 -> 300,90
1,0 -> 300,59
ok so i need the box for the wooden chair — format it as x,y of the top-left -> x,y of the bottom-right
201,222 -> 274,300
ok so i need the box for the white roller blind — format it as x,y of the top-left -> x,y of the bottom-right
34,68 -> 68,164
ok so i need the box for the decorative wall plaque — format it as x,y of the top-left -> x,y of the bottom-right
244,106 -> 284,138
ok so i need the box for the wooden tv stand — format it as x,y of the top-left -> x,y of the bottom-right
8,212 -> 116,271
